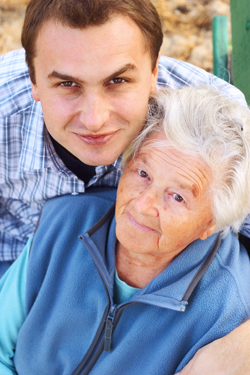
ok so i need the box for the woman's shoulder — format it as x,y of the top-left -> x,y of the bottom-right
200,231 -> 250,316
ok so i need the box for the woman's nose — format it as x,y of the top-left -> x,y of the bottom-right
134,187 -> 159,217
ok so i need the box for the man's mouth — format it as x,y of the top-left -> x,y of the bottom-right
75,130 -> 119,146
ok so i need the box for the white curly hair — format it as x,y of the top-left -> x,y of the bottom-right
123,86 -> 250,236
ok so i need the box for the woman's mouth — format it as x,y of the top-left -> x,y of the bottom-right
128,213 -> 155,232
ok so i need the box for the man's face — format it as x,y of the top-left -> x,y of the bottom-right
31,16 -> 159,166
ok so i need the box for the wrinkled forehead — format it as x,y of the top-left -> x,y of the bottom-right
136,131 -> 213,186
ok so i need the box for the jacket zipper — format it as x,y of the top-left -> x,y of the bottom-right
71,266 -> 111,375
78,302 -> 138,375
71,260 -> 137,375
104,305 -> 117,352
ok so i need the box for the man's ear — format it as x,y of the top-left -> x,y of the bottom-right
31,81 -> 40,102
199,223 -> 216,241
150,50 -> 161,93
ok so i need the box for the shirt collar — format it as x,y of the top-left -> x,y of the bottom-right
95,155 -> 123,176
111,154 -> 123,172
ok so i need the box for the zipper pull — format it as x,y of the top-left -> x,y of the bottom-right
104,305 -> 117,352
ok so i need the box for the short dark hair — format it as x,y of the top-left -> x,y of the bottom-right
21,0 -> 163,83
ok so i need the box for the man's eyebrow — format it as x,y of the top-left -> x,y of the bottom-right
47,64 -> 137,84
48,71 -> 83,84
105,63 -> 137,82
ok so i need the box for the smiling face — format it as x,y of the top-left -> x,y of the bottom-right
30,16 -> 159,166
115,131 -> 215,263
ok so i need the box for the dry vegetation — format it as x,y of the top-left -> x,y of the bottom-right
0,0 -> 28,54
153,0 -> 231,72
0,0 -> 230,72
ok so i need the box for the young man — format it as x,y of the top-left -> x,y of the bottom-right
0,1 -> 249,374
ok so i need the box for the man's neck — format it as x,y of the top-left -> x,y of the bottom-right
49,134 -> 96,184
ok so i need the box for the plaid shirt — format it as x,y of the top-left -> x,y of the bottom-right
0,49 -> 248,261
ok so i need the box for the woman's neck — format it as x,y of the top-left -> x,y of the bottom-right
115,241 -> 174,289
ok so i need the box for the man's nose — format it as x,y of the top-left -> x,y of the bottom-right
79,92 -> 110,132
134,187 -> 159,217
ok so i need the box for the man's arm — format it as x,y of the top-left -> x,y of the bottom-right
0,238 -> 31,374
175,320 -> 250,375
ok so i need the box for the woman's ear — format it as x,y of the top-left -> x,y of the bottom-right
199,223 -> 216,241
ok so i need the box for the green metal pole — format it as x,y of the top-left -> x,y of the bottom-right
230,0 -> 250,105
213,16 -> 229,82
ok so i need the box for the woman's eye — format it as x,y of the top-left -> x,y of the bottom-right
138,169 -> 148,178
172,193 -> 184,203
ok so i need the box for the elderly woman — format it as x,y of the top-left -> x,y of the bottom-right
1,86 -> 250,375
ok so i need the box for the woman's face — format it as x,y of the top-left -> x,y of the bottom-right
115,130 -> 215,260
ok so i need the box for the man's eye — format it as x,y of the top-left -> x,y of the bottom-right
172,193 -> 184,203
138,169 -> 148,178
60,81 -> 77,87
110,78 -> 125,84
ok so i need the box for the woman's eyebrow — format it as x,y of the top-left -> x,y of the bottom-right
172,179 -> 198,198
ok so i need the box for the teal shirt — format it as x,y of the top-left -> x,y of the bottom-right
0,238 -> 30,375
113,269 -> 140,305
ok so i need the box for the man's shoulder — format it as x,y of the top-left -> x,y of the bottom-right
0,49 -> 29,83
157,55 -> 247,107
0,49 -> 33,117
157,55 -> 211,88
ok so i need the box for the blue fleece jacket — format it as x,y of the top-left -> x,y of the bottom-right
0,188 -> 250,375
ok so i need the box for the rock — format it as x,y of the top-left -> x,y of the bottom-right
161,34 -> 197,61
206,1 -> 230,19
188,37 -> 213,73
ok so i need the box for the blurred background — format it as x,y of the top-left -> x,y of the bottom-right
0,0 -> 231,73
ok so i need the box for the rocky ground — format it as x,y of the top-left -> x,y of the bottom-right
0,0 -> 231,72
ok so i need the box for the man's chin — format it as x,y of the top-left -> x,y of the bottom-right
77,152 -> 120,166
